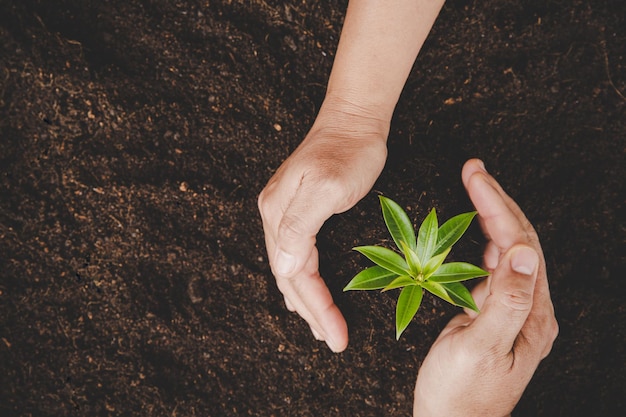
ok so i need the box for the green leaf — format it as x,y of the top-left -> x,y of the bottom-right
421,281 -> 455,305
380,196 -> 416,251
440,282 -> 479,312
344,266 -> 399,291
428,262 -> 489,283
417,209 -> 438,262
423,247 -> 451,278
422,281 -> 479,312
396,286 -> 423,340
353,246 -> 410,276
400,240 -> 422,276
433,211 -> 477,256
381,275 -> 416,292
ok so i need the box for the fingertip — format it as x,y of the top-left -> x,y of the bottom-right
322,310 -> 349,353
465,170 -> 496,213
326,331 -> 348,353
462,158 -> 487,185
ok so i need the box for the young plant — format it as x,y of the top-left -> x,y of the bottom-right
344,196 -> 489,340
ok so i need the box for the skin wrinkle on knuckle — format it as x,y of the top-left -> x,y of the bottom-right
278,214 -> 309,242
500,289 -> 533,312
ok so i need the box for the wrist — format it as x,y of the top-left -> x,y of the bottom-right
323,84 -> 398,123
313,94 -> 392,142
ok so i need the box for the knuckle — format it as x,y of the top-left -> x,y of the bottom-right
549,317 -> 559,341
538,304 -> 559,341
275,275 -> 293,293
257,186 -> 273,215
500,289 -> 534,312
257,193 -> 266,215
544,315 -> 559,348
278,215 -> 308,241
530,310 -> 559,359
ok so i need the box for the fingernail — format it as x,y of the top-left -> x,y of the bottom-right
511,246 -> 538,276
275,249 -> 296,275
477,159 -> 487,172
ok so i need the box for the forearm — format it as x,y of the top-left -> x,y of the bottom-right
323,0 -> 445,123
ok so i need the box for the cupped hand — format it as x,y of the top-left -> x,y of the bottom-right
258,102 -> 389,352
413,159 -> 559,416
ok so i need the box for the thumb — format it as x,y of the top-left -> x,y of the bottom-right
470,244 -> 539,350
273,181 -> 341,276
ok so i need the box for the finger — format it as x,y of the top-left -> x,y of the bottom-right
461,158 -> 486,185
463,167 -> 530,251
265,224 -> 344,347
462,159 -> 547,301
259,176 -> 329,322
483,240 -> 500,270
274,248 -> 349,352
469,278 -> 490,312
271,173 -> 342,276
259,170 -> 350,352
462,160 -> 557,361
467,245 -> 539,353
462,159 -> 528,224
258,174 -> 326,311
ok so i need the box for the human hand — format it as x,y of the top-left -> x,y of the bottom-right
258,102 -> 389,352
413,159 -> 559,417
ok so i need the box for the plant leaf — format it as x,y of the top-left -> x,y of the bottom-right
428,262 -> 489,283
400,240 -> 422,276
353,246 -> 409,276
421,281 -> 456,305
422,281 -> 479,312
344,266 -> 399,291
396,286 -> 423,340
433,211 -> 477,256
440,282 -> 479,312
423,247 -> 451,278
380,196 -> 416,251
417,208 -> 438,262
381,275 -> 416,292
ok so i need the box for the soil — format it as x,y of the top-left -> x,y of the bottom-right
0,0 -> 624,416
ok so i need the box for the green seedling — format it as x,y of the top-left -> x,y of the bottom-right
344,196 -> 489,340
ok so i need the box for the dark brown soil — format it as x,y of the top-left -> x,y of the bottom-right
1,0 -> 624,416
